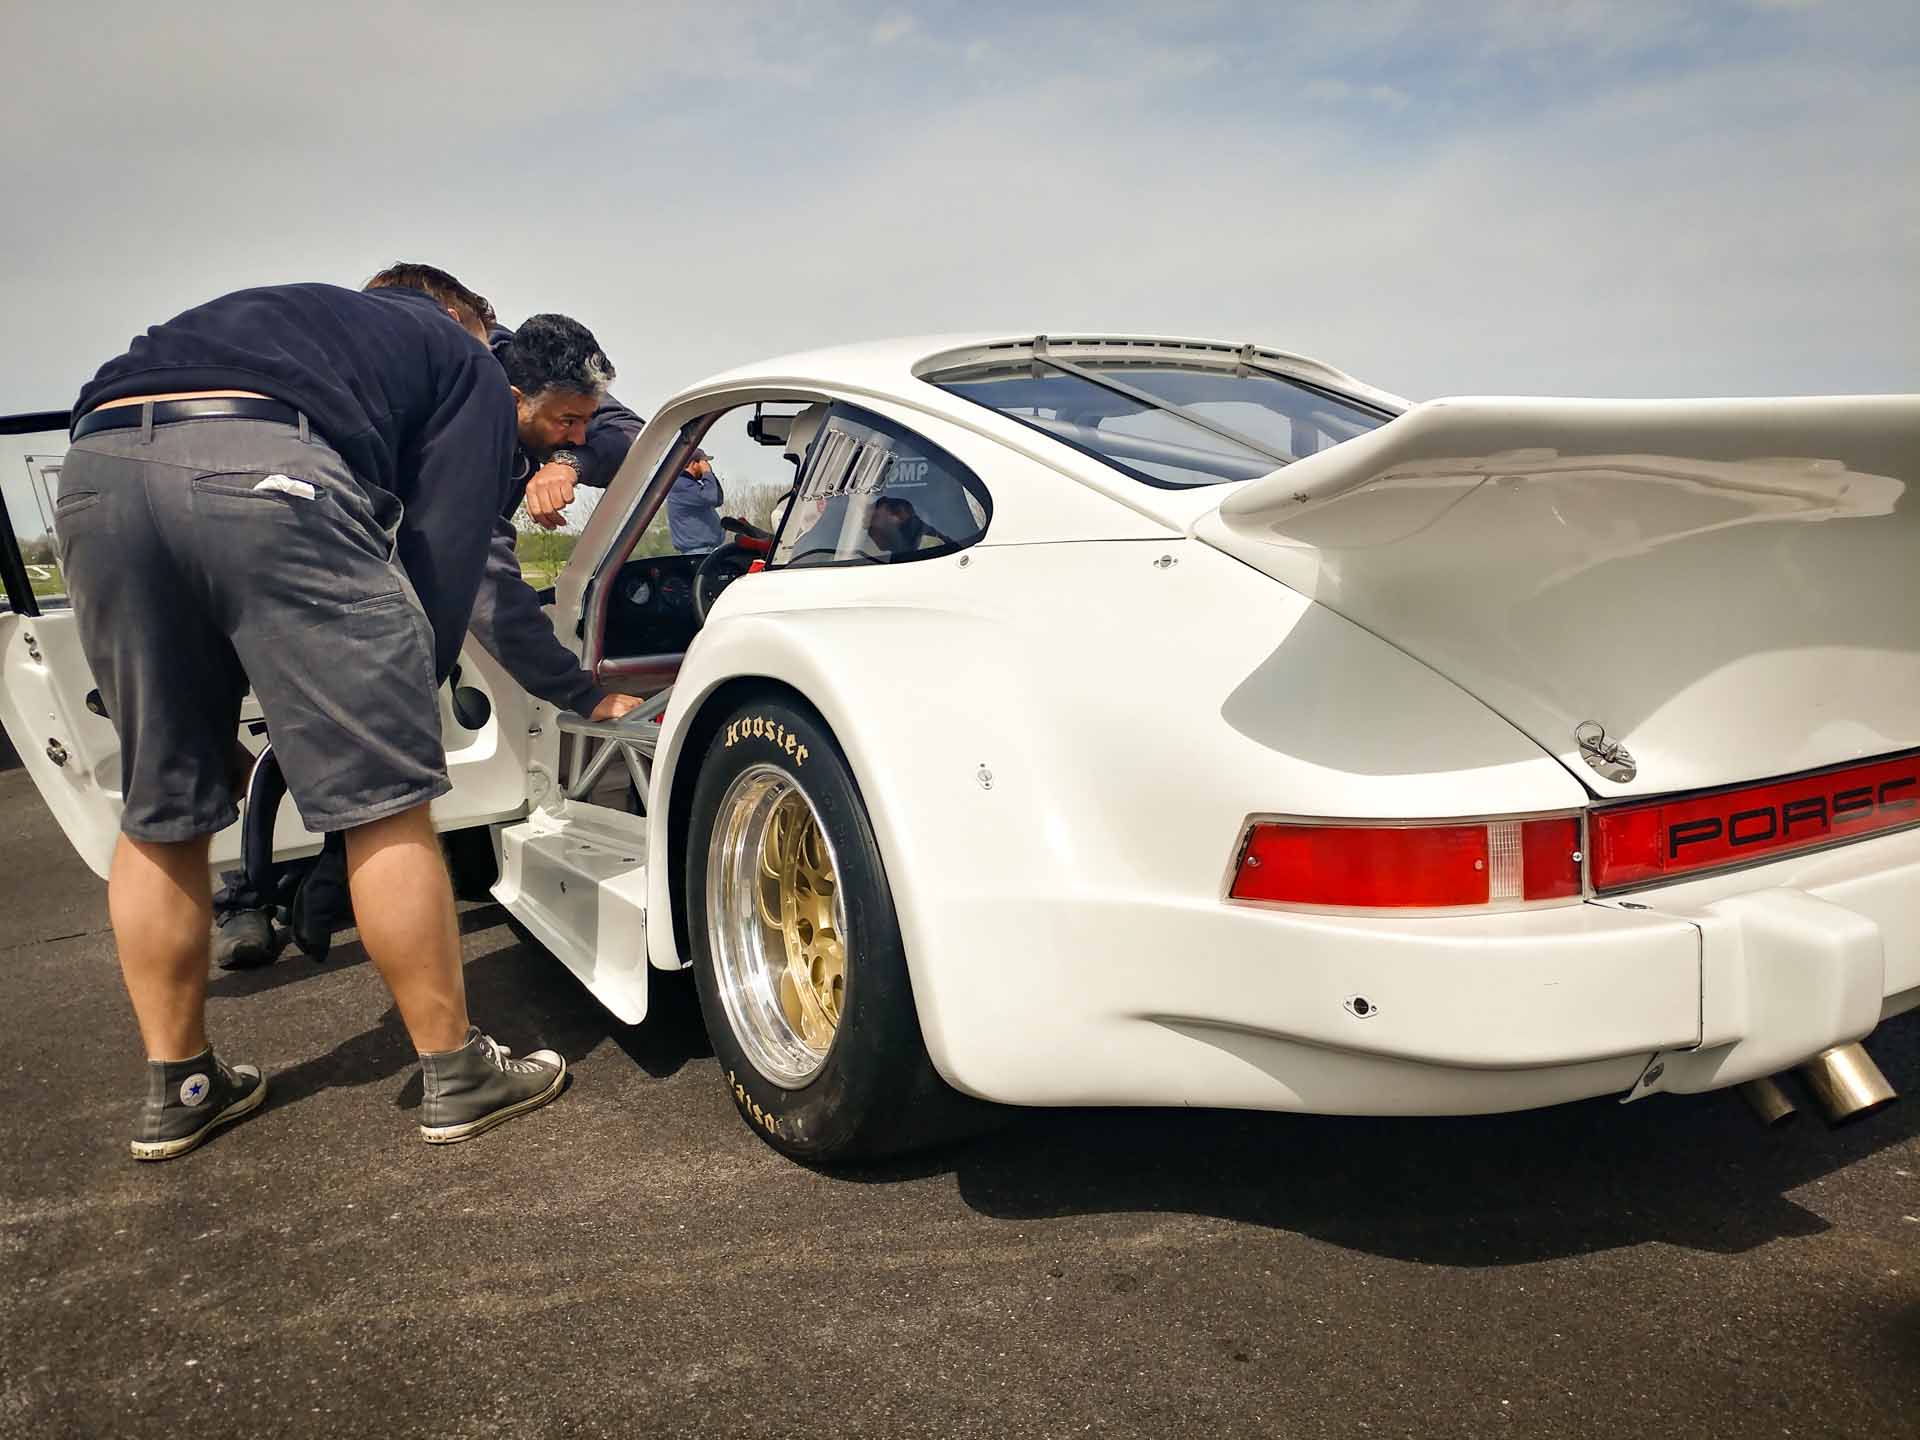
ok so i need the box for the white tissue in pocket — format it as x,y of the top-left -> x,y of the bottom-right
254,475 -> 317,500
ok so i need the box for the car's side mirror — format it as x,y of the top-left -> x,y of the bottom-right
747,406 -> 795,448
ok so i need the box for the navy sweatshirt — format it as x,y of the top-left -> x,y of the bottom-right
463,327 -> 645,716
74,284 -> 515,683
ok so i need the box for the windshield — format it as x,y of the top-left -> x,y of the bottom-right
931,357 -> 1391,488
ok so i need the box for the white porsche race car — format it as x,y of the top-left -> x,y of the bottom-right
4,334 -> 1916,1159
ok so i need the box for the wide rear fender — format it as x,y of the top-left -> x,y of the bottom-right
645,542 -> 1585,1090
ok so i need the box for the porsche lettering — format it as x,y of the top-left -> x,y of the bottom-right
1668,775 -> 1918,857
1591,750 -> 1920,893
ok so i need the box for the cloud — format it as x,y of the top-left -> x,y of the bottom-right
870,13 -> 915,46
1302,78 -> 1412,109
1,0 -> 1914,416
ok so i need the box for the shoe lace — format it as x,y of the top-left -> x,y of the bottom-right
477,1032 -> 549,1075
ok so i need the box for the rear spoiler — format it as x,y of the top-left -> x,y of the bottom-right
1216,394 -> 1915,545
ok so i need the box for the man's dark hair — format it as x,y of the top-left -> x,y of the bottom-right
363,262 -> 496,332
498,313 -> 616,400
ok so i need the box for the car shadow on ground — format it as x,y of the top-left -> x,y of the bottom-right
825,1022 -> 1920,1269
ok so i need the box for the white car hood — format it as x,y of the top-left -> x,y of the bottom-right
1195,393 -> 1920,799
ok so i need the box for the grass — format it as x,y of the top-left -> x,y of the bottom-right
513,515 -> 682,589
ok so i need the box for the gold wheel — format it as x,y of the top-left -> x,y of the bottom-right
708,766 -> 850,1087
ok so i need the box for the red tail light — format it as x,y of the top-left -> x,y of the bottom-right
1230,815 -> 1583,910
1589,749 -> 1920,894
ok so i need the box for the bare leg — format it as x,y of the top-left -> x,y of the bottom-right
344,804 -> 470,1053
110,834 -> 215,1061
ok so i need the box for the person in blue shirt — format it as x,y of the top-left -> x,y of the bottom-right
61,269 -> 574,1158
666,448 -> 726,553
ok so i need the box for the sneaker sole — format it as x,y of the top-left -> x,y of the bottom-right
418,1062 -> 567,1145
214,944 -> 278,971
129,1075 -> 269,1161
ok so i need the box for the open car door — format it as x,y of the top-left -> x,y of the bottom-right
1,411 -> 535,879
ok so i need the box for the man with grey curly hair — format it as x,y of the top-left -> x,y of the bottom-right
467,314 -> 645,723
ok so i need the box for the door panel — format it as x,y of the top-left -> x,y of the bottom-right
1,413 -> 533,879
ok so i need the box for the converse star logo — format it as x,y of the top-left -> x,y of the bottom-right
179,1073 -> 211,1107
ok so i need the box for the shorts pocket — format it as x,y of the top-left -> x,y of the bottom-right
345,590 -> 429,655
191,474 -> 308,504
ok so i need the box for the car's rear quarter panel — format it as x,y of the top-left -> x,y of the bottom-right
650,528 -> 1705,1113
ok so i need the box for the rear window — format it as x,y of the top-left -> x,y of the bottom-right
931,357 -> 1391,488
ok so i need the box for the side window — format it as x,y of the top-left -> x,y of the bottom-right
770,405 -> 990,569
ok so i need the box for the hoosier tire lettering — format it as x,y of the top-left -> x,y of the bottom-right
722,715 -> 808,764
728,1070 -> 786,1138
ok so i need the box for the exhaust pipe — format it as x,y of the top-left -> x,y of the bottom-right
1737,1076 -> 1798,1129
1796,1042 -> 1898,1127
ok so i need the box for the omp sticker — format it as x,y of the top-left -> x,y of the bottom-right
179,1073 -> 211,1107
254,475 -> 316,500
724,716 -> 808,764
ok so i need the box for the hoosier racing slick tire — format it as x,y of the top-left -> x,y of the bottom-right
687,696 -> 983,1162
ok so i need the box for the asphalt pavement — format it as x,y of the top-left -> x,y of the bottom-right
1,762 -> 1915,1439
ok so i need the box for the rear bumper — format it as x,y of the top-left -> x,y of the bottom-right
911,828 -> 1920,1115
1612,824 -> 1920,1100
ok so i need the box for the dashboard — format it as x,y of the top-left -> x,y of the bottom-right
602,552 -> 703,658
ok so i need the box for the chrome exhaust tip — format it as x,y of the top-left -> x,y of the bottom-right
1796,1042 -> 1898,1128
1737,1076 -> 1799,1129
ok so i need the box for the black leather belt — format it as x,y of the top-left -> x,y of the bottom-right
72,397 -> 301,442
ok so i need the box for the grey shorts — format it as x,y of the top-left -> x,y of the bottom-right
55,413 -> 451,842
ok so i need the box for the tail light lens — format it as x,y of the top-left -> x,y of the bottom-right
1229,816 -> 1583,910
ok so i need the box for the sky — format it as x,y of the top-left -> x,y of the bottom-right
2,0 -> 1914,428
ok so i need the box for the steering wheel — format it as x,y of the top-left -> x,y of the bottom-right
691,517 -> 775,627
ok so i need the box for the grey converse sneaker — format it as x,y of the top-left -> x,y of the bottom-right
130,1049 -> 267,1161
418,1028 -> 567,1144
212,905 -> 279,970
